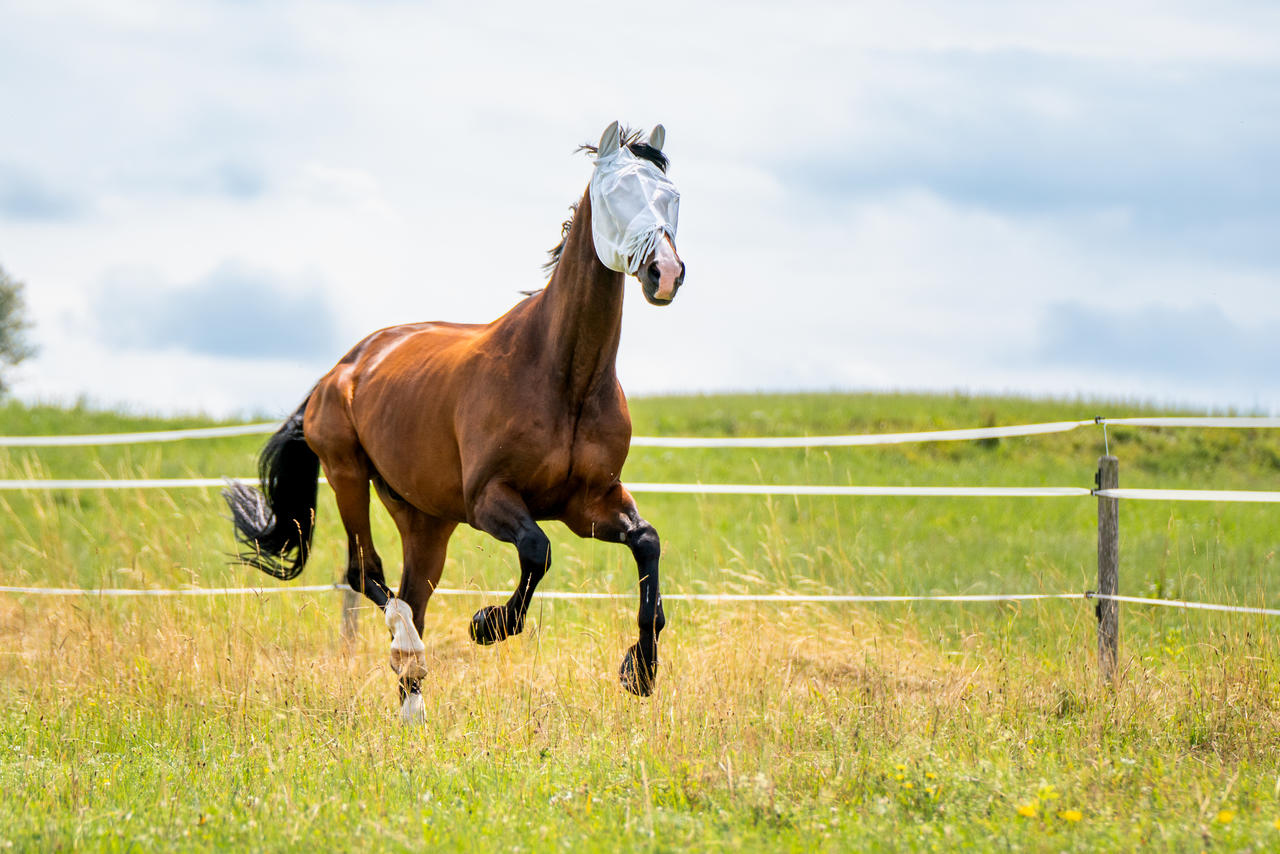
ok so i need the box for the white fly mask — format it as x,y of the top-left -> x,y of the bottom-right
588,122 -> 681,277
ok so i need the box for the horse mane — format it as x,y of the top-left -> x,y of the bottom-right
541,128 -> 670,278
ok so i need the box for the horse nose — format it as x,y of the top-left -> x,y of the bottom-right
675,262 -> 685,288
646,262 -> 662,289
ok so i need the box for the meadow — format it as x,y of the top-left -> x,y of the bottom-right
2,392 -> 1280,851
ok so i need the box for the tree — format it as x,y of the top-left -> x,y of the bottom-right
0,265 -> 35,394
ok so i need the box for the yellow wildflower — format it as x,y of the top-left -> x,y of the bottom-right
925,772 -> 937,780
1016,802 -> 1039,818
1216,810 -> 1235,824
1059,810 -> 1083,823
903,782 -> 914,790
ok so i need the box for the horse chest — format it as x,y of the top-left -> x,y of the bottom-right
509,425 -> 623,481
488,415 -> 625,509
569,430 -> 627,481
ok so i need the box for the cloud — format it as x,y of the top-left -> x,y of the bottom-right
6,0 -> 1280,416
0,165 -> 83,220
109,158 -> 271,202
209,161 -> 267,200
1033,301 -> 1280,384
773,51 -> 1280,234
93,262 -> 343,361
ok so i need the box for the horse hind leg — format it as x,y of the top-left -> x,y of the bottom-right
324,465 -> 393,609
377,481 -> 456,722
327,461 -> 435,722
307,389 -> 431,719
314,447 -> 408,676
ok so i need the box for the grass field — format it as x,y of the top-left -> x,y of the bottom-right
2,392 -> 1280,850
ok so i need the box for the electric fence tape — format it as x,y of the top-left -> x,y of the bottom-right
0,584 -> 1085,603
3,585 -> 1279,617
3,415 -> 1277,449
7,479 -> 1280,502
0,477 -> 1093,498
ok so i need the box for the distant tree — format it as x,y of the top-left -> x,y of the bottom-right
0,265 -> 35,394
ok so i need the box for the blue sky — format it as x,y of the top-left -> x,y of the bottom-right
1,0 -> 1277,416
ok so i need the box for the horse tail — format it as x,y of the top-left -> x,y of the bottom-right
222,394 -> 320,581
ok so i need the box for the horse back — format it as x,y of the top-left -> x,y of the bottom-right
314,313 -> 631,523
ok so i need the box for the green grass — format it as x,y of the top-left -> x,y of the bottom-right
2,392 -> 1280,850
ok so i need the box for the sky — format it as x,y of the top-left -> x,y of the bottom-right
1,0 -> 1277,418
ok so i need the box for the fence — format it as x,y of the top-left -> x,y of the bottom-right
2,415 -> 1278,683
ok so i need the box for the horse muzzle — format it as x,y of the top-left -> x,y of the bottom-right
641,238 -> 685,306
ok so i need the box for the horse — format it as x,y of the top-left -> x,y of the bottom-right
223,121 -> 685,722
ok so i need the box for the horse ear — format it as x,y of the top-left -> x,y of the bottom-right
598,120 -> 621,156
648,124 -> 665,152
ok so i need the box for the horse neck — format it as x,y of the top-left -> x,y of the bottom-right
537,189 -> 626,400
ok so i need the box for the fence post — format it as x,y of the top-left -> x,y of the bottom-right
341,587 -> 360,647
1096,455 -> 1119,684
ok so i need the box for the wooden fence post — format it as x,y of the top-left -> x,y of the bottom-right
1096,455 -> 1119,684
341,587 -> 360,647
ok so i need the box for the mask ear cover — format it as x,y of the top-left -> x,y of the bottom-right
598,120 -> 621,157
648,124 -> 665,152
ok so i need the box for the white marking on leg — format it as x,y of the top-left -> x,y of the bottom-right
400,690 -> 425,725
385,598 -> 427,679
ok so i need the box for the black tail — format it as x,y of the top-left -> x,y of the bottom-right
223,396 -> 320,580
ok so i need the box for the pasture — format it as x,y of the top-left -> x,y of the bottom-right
2,392 -> 1280,850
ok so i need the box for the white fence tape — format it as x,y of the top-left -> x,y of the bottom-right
2,415 -> 1276,450
5,584 -> 1279,617
0,583 -> 1084,604
1094,488 -> 1280,503
630,420 -> 1095,448
4,415 -> 1272,452
0,420 -> 1093,449
12,479 -> 1280,502
0,478 -> 233,490
1098,417 -> 1280,429
0,584 -> 344,597
0,476 -> 1092,498
1087,592 -> 1280,617
0,423 -> 278,447
628,483 -> 1091,498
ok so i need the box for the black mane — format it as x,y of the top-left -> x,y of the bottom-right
542,128 -> 670,277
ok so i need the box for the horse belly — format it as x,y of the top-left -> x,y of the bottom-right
351,341 -> 475,520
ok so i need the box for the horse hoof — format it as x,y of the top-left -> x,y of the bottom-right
469,605 -> 508,645
400,690 -> 426,725
619,644 -> 658,697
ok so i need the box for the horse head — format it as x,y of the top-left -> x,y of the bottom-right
589,121 -> 686,306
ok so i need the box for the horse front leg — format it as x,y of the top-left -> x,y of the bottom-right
567,486 -> 666,696
618,517 -> 664,696
468,483 -> 551,645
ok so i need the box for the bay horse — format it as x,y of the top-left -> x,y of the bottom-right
223,121 -> 685,721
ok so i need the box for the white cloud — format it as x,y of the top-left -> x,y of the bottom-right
1,0 -> 1278,416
